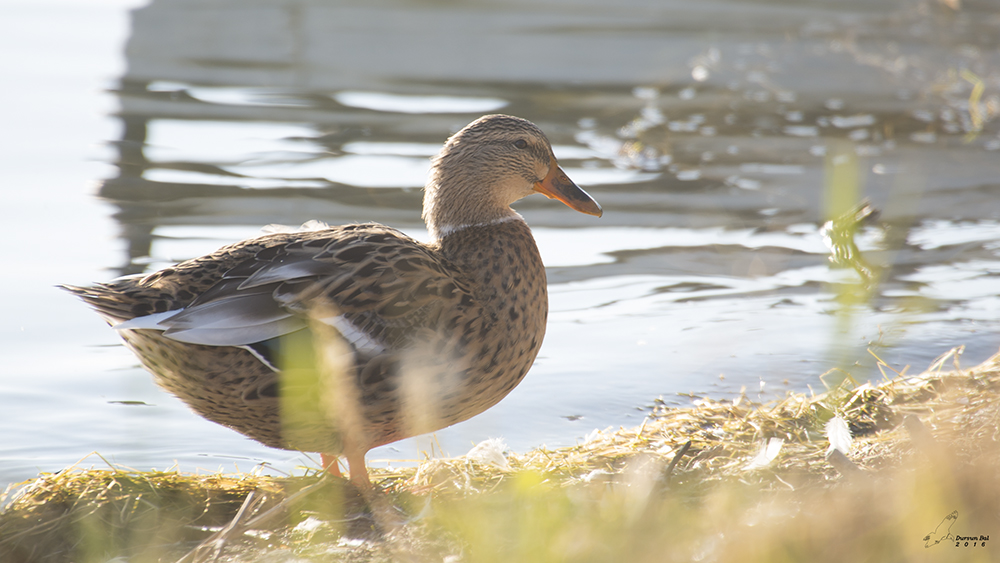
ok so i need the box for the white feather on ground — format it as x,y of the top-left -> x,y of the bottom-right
825,415 -> 853,455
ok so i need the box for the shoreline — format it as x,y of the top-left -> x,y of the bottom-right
3,346 -> 999,561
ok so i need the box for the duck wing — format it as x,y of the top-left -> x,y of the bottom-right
118,224 -> 479,357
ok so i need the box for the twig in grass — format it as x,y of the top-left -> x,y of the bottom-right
664,440 -> 692,484
176,489 -> 268,563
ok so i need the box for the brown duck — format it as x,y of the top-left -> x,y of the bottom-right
64,114 -> 602,488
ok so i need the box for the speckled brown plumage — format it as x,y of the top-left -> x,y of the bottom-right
64,114 -> 602,488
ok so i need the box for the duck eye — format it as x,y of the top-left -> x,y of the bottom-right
514,139 -> 528,149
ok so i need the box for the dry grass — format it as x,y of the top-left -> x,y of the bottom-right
3,347 -> 999,562
384,347 -> 999,494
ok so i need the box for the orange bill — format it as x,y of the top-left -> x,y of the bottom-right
534,160 -> 603,217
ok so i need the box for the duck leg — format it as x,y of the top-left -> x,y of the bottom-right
320,452 -> 343,477
321,450 -> 371,489
345,448 -> 372,489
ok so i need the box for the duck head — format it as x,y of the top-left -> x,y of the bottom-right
423,114 -> 602,239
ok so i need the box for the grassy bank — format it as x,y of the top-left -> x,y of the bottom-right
3,347 -> 999,562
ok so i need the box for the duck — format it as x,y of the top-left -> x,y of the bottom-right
63,114 -> 602,488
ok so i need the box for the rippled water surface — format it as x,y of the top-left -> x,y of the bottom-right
3,0 -> 1000,487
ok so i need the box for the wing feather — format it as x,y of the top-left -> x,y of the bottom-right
163,317 -> 307,346
139,225 -> 477,353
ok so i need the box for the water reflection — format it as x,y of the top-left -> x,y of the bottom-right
87,0 -> 1000,465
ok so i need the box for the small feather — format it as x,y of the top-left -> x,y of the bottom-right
745,437 -> 784,470
318,315 -> 386,355
466,438 -> 510,470
261,220 -> 330,234
239,260 -> 333,290
162,294 -> 290,330
825,415 -> 853,455
163,317 -> 306,346
115,310 -> 180,330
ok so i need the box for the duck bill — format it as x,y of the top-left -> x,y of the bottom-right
534,161 -> 603,217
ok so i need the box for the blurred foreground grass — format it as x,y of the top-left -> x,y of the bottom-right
3,348 -> 999,562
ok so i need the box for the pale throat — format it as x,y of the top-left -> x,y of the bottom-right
422,173 -> 530,241
431,213 -> 525,240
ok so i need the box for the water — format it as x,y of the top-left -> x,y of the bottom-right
2,0 -> 999,488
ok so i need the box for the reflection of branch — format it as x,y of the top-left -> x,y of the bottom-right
821,199 -> 880,290
961,69 -> 984,143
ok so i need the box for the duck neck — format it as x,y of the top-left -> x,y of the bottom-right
431,213 -> 524,240
422,163 -> 527,241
